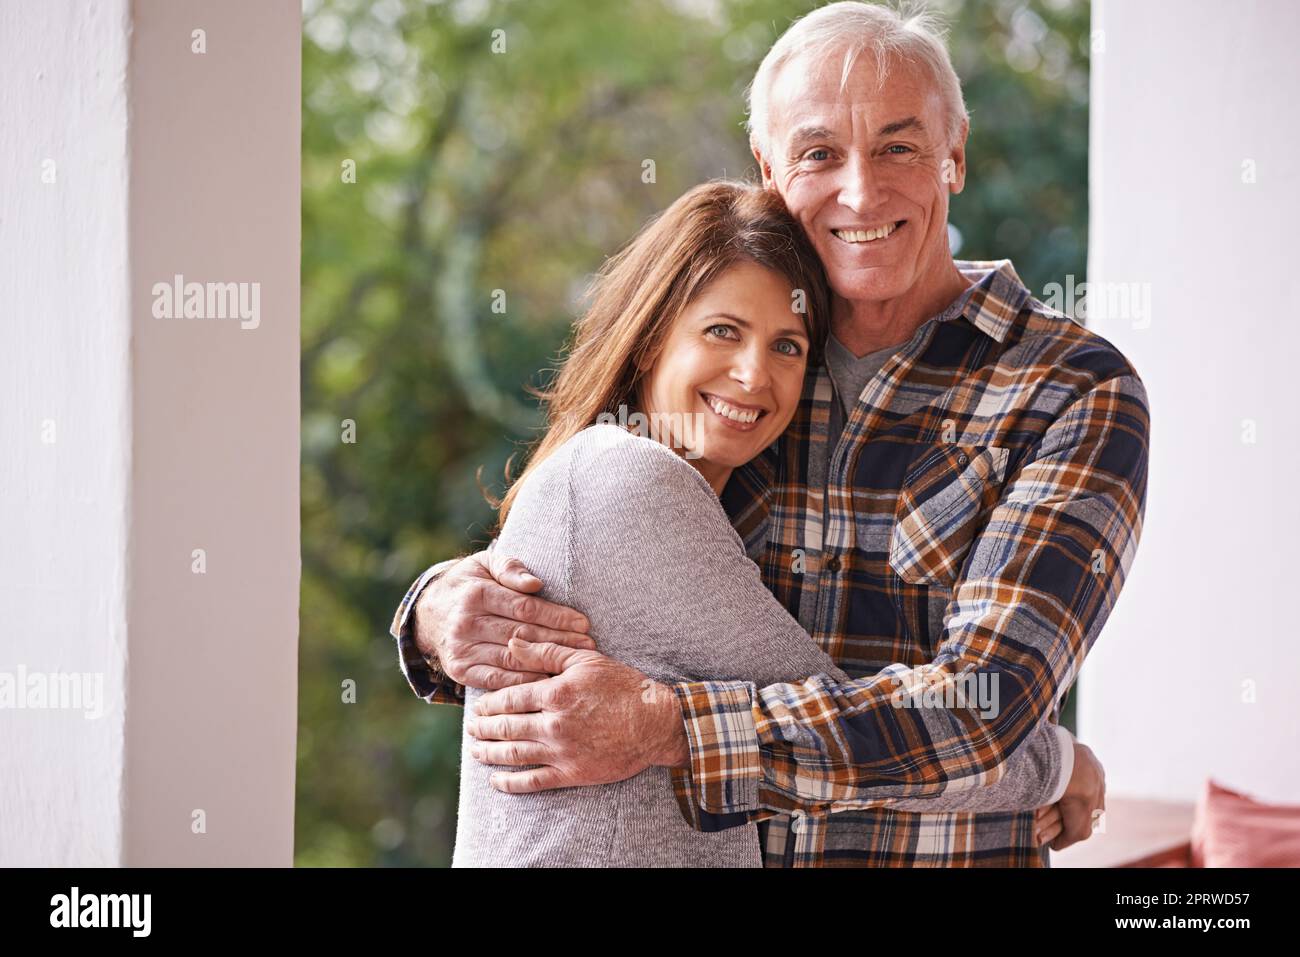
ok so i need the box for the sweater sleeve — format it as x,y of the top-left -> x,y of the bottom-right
562,426 -> 1068,827
886,722 -> 1074,813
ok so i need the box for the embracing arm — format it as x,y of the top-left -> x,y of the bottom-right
560,428 -> 1076,823
388,538 -> 595,705
389,558 -> 468,705
887,724 -> 1074,813
667,373 -> 1149,824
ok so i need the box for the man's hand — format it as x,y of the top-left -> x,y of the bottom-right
1036,739 -> 1106,852
414,549 -> 595,691
466,639 -> 690,793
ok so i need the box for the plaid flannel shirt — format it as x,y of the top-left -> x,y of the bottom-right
390,258 -> 1150,868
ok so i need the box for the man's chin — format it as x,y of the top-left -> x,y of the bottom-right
829,271 -> 913,307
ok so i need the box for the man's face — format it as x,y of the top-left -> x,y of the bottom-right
757,50 -> 967,307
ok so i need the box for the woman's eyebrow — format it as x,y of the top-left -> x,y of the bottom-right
702,312 -> 809,340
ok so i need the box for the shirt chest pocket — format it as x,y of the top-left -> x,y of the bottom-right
888,444 -> 1011,587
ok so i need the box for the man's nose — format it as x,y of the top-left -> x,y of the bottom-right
835,151 -> 881,215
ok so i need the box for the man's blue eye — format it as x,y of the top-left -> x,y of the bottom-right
808,149 -> 830,161
888,145 -> 912,154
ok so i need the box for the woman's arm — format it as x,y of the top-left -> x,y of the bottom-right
564,425 -> 1068,816
888,724 -> 1074,813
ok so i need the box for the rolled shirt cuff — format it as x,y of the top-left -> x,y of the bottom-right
390,558 -> 466,703
669,679 -> 764,822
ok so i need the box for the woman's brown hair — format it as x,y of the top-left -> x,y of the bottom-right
491,180 -> 830,527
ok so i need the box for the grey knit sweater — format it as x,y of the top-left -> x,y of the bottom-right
452,424 -> 1069,867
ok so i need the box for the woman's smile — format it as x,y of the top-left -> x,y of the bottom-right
699,391 -> 770,431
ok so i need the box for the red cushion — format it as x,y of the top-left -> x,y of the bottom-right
1191,779 -> 1300,867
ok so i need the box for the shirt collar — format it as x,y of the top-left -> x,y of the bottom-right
942,259 -> 1033,344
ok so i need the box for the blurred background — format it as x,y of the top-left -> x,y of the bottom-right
297,0 -> 1092,867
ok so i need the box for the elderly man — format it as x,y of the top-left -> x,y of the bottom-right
390,1 -> 1149,867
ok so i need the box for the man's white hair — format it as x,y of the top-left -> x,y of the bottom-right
746,0 -> 969,159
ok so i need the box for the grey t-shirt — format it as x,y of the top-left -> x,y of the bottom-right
823,278 -> 984,430
451,424 -> 1069,867
825,332 -> 904,437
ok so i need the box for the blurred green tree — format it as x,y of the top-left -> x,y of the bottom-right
298,0 -> 1092,867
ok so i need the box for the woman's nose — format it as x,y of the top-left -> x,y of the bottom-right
730,348 -> 772,393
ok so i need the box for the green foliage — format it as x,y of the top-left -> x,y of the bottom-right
298,0 -> 1090,866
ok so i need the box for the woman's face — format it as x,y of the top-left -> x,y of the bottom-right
636,260 -> 811,490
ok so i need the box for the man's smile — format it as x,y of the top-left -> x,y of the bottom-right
831,220 -> 907,245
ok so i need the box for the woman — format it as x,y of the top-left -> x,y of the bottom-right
453,181 -> 1079,867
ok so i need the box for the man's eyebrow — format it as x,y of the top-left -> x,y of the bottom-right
878,115 -> 924,136
787,116 -> 925,151
702,312 -> 809,340
786,125 -> 837,152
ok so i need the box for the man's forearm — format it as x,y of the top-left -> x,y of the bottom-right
390,557 -> 467,705
666,674 -> 1064,826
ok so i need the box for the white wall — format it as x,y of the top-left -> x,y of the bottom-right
1083,0 -> 1300,803
0,0 -> 300,865
0,0 -> 132,867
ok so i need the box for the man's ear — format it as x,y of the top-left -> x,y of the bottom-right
751,139 -> 775,187
946,119 -> 970,194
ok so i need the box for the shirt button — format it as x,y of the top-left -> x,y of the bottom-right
956,453 -> 969,467
824,555 -> 841,573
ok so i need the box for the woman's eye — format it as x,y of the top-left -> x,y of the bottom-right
774,339 -> 803,356
706,323 -> 737,340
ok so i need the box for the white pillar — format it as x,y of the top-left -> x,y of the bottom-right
0,0 -> 300,865
1084,0 -> 1300,802
0,0 -> 132,868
